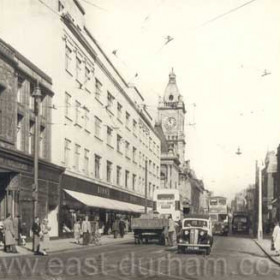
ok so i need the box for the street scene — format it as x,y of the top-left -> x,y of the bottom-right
0,0 -> 280,279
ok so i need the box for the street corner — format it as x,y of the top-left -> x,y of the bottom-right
254,239 -> 280,266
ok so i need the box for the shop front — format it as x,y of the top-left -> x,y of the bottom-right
60,174 -> 153,237
0,147 -> 64,238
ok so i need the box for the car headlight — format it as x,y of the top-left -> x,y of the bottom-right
200,231 -> 205,236
179,238 -> 183,243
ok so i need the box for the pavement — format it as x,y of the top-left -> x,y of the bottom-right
254,236 -> 280,265
0,232 -> 134,257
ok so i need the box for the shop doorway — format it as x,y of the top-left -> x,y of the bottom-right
0,172 -> 20,220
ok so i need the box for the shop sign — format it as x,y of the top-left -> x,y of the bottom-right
97,186 -> 110,197
0,157 -> 29,172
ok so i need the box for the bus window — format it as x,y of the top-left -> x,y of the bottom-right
210,214 -> 218,221
210,200 -> 218,206
157,194 -> 175,200
219,199 -> 226,205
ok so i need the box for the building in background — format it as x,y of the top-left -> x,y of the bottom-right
272,145 -> 280,224
0,38 -> 64,237
262,151 -> 277,233
0,0 -> 160,237
157,70 -> 205,214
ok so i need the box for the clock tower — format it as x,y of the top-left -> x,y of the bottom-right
158,69 -> 186,165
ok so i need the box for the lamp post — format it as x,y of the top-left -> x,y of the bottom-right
32,80 -> 41,249
257,160 -> 263,240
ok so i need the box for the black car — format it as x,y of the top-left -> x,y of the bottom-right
232,214 -> 250,234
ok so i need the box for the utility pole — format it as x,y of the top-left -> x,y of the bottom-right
257,160 -> 263,240
145,159 -> 148,214
32,80 -> 41,249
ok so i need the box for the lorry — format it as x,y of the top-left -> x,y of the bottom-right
131,213 -> 169,244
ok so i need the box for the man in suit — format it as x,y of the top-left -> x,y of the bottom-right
82,216 -> 91,245
32,217 -> 41,255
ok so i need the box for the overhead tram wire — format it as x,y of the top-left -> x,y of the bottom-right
199,0 -> 259,28
79,0 -> 108,12
37,0 -> 61,17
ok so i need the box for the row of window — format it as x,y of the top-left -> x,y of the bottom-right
16,114 -> 46,158
17,77 -> 48,117
64,41 -> 160,157
64,138 -> 158,194
64,92 -> 160,177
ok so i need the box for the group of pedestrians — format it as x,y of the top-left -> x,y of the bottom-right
73,216 -> 102,246
112,217 -> 126,238
0,213 -> 24,253
32,216 -> 51,256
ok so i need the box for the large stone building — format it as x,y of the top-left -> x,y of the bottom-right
0,38 -> 64,236
0,0 -> 160,236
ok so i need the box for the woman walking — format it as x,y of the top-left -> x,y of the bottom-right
3,213 -> 17,253
40,218 -> 51,256
74,219 -> 81,244
272,220 -> 280,256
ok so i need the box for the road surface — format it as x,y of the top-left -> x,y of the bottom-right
1,235 -> 280,280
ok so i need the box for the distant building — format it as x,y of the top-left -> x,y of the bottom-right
272,144 -> 280,222
262,151 -> 277,232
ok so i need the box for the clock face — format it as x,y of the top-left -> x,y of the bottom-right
164,117 -> 177,130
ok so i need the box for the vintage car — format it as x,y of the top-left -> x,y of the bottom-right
178,214 -> 213,255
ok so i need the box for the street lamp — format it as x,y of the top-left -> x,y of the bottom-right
257,160 -> 264,241
32,80 -> 41,249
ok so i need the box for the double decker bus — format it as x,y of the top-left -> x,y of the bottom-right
152,189 -> 182,221
209,196 -> 229,235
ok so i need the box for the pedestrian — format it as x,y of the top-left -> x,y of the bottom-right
40,218 -> 51,256
272,220 -> 280,256
119,218 -> 126,238
12,215 -> 20,246
176,219 -> 182,243
162,225 -> 169,246
32,217 -> 42,255
73,219 -> 81,244
3,213 -> 17,253
0,219 -> 4,246
167,215 -> 175,246
82,216 -> 91,245
112,218 -> 119,239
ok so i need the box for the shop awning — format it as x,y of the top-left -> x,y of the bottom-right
64,189 -> 150,213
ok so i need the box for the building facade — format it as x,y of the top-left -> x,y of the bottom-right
0,38 -> 64,237
262,151 -> 277,232
0,0 -> 160,236
156,70 -> 202,214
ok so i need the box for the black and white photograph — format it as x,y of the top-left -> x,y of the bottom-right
0,0 -> 280,279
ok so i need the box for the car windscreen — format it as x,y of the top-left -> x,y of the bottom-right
184,220 -> 208,227
233,216 -> 248,223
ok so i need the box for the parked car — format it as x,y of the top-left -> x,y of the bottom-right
178,214 -> 213,255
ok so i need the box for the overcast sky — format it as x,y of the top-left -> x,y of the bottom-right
84,0 -> 280,199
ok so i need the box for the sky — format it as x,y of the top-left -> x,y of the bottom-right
82,0 -> 280,199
